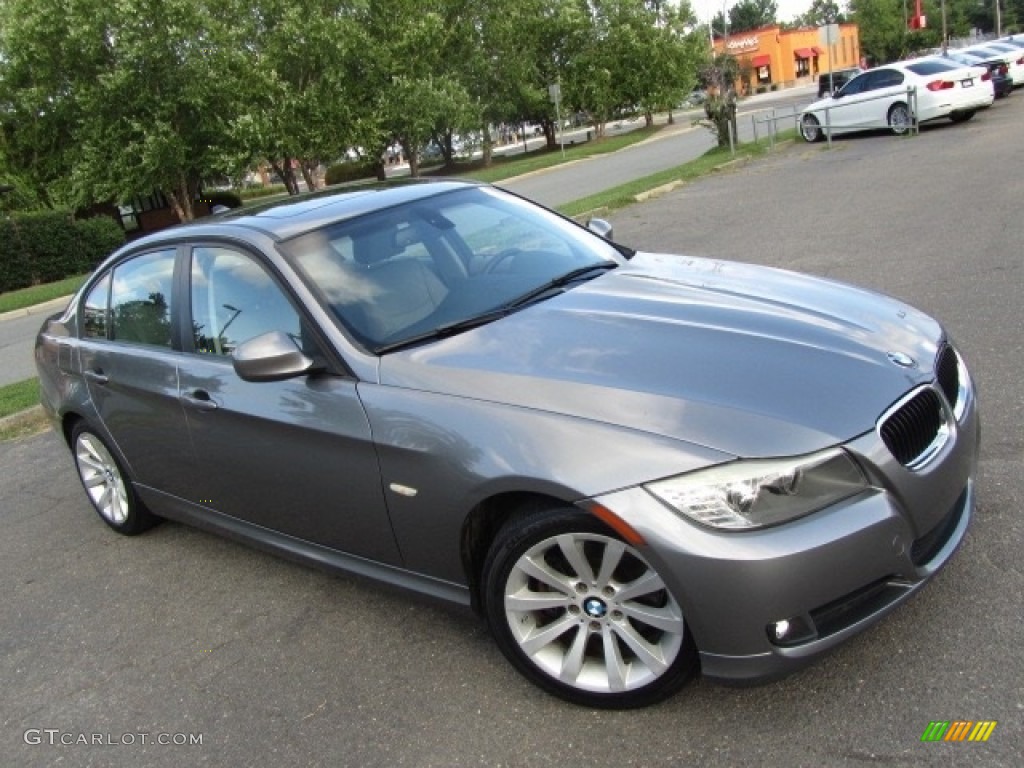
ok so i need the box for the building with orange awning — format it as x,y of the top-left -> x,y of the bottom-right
714,24 -> 861,94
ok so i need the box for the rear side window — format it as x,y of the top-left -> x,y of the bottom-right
109,250 -> 176,347
906,60 -> 957,76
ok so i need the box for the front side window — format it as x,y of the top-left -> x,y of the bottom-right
110,250 -> 176,347
190,246 -> 303,356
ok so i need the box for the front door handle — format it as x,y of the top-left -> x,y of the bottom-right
181,390 -> 219,411
84,369 -> 109,385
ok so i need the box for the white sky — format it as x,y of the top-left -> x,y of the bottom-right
691,0 -> 816,28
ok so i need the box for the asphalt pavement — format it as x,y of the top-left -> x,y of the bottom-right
3,86 -> 1022,767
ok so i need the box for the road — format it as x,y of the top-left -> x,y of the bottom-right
2,91 -> 1021,766
500,88 -> 816,208
0,299 -> 67,387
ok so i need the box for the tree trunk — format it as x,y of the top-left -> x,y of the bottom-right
644,111 -> 654,128
400,140 -> 420,177
667,110 -> 675,125
481,124 -> 493,167
269,159 -> 300,195
299,160 -> 319,192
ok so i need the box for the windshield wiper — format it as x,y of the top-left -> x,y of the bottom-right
505,262 -> 618,310
373,308 -> 510,355
373,262 -> 617,355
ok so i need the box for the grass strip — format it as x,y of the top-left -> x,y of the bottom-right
0,275 -> 85,315
556,132 -> 794,219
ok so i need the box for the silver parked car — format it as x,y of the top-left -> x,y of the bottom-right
36,180 -> 978,708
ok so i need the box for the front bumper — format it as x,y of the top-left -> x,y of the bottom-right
590,376 -> 979,684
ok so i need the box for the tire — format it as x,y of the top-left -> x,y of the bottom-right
71,422 -> 158,535
949,110 -> 975,124
888,102 -> 912,135
482,507 -> 697,708
800,114 -> 822,143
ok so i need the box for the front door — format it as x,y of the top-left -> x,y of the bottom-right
177,244 -> 400,564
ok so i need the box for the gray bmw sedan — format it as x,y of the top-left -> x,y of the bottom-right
36,179 -> 978,708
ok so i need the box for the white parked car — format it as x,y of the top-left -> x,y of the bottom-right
800,59 -> 995,142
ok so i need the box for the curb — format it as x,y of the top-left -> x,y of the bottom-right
0,296 -> 72,324
0,404 -> 45,431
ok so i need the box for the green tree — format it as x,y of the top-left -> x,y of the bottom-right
728,0 -> 778,33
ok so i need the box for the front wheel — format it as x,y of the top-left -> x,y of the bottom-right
888,102 -> 913,135
72,422 -> 158,535
800,114 -> 822,143
482,508 -> 697,708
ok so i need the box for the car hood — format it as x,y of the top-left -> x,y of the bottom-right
379,253 -> 943,458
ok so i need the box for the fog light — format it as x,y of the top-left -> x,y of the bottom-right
766,614 -> 816,646
771,620 -> 791,641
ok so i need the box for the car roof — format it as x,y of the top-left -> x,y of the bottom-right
126,178 -> 484,250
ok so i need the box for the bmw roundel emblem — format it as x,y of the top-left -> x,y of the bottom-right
887,352 -> 916,368
583,597 -> 608,619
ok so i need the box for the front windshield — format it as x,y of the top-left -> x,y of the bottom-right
282,186 -> 624,353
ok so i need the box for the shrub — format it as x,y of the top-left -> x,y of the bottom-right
324,161 -> 376,186
0,211 -> 125,293
238,184 -> 288,200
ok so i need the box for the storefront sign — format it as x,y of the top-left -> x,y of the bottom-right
726,36 -> 760,53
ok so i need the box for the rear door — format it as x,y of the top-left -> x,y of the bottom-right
176,243 -> 401,563
78,248 -> 197,499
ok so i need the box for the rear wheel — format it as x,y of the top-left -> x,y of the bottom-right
482,507 -> 697,708
72,422 -> 158,535
888,103 -> 912,135
800,114 -> 822,143
949,110 -> 975,124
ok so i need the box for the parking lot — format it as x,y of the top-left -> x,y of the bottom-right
3,95 -> 1022,767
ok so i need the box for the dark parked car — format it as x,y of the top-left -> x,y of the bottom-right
36,179 -> 978,708
818,66 -> 863,97
944,50 -> 1013,98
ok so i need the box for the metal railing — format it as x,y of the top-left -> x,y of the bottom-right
751,86 -> 920,148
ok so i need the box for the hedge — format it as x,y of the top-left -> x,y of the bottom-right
0,211 -> 125,293
324,161 -> 377,186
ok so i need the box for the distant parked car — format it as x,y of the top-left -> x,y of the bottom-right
817,67 -> 863,97
943,51 -> 1012,99
801,59 -> 994,142
962,44 -> 1024,86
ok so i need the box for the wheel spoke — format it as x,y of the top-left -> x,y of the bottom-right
621,601 -> 684,635
614,568 -> 666,602
559,623 -> 590,683
594,539 -> 625,590
601,626 -> 628,692
514,553 -> 575,596
519,613 -> 578,657
505,588 -> 573,612
611,621 -> 669,677
82,471 -> 106,489
556,534 -> 595,583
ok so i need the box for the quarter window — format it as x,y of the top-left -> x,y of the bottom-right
190,247 -> 303,356
110,250 -> 176,347
82,273 -> 111,339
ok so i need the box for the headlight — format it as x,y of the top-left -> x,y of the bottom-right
644,448 -> 867,530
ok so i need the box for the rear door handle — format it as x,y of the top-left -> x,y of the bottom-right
181,390 -> 219,411
84,369 -> 109,385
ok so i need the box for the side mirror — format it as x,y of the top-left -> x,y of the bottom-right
232,330 -> 318,382
587,217 -> 614,241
